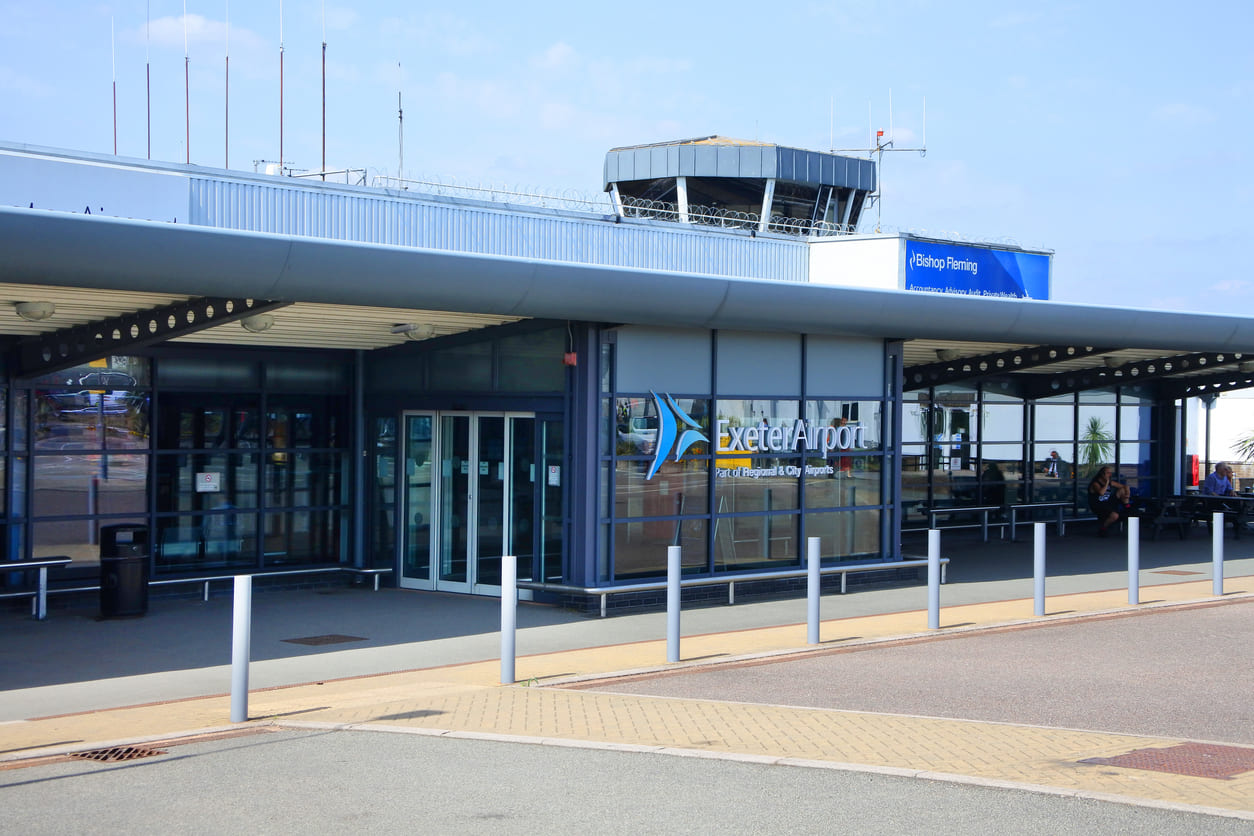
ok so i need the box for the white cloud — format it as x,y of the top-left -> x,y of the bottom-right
0,66 -> 53,97
126,14 -> 265,55
1210,279 -> 1250,294
534,42 -> 577,72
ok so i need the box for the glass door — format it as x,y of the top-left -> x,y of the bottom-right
399,413 -> 434,589
399,410 -> 538,594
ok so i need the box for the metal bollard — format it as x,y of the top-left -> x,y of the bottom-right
500,555 -> 516,685
1213,512 -> 1225,596
1127,517 -> 1140,605
927,529 -> 940,630
667,545 -> 681,663
807,537 -> 820,645
1033,522 -> 1046,617
230,574 -> 252,723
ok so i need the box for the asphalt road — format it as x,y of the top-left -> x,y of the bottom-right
2,729 -> 1248,835
581,597 -> 1254,746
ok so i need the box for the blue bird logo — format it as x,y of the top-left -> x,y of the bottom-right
647,391 -> 708,480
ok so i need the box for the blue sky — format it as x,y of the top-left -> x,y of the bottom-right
2,1 -> 1251,316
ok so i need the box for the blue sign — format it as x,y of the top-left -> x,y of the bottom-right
904,240 -> 1050,300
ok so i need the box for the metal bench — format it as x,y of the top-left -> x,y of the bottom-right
921,505 -> 1006,542
0,556 -> 73,620
1006,501 -> 1071,541
520,558 -> 950,618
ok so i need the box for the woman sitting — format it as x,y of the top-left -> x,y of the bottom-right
1087,466 -> 1130,537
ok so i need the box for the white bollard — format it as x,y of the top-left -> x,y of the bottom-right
1213,512 -> 1225,596
500,555 -> 517,685
230,574 -> 252,723
1127,517 -> 1140,605
927,529 -> 940,630
1033,522 -> 1046,617
667,545 -> 681,663
807,537 -> 821,645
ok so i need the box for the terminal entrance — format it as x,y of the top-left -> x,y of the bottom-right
398,411 -> 544,594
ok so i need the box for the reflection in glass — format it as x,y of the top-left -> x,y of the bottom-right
714,513 -> 797,571
803,509 -> 880,561
616,458 -> 708,519
614,518 -> 706,581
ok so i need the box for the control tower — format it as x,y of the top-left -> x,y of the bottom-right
603,135 -> 875,236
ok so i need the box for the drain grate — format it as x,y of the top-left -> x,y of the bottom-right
1080,743 -> 1254,779
282,633 -> 367,646
69,745 -> 167,763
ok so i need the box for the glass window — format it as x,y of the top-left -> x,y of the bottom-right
429,343 -> 491,390
714,513 -> 796,570
613,518 -> 707,581
157,356 -> 258,389
498,330 -> 566,392
1033,404 -> 1074,442
265,360 -> 348,392
615,458 -> 708,519
32,453 -> 148,518
804,458 -> 881,508
804,400 -> 883,452
714,461 -> 799,514
155,513 -> 256,571
804,509 -> 880,561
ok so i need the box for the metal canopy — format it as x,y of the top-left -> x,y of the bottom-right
904,344 -> 1116,391
12,297 -> 289,378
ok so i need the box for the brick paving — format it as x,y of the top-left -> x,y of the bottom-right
2,578 -> 1252,820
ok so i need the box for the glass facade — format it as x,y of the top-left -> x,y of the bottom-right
600,327 -> 893,583
7,353 -> 353,575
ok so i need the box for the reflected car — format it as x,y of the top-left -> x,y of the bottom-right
617,417 -> 658,454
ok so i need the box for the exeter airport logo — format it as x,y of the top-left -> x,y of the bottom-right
646,391 -> 708,480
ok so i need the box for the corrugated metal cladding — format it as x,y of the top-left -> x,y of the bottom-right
603,144 -> 874,190
189,178 -> 809,282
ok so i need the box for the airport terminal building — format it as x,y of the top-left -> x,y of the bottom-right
0,137 -> 1251,604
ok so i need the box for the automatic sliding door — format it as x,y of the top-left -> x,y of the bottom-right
399,413 -> 434,590
438,414 -> 471,591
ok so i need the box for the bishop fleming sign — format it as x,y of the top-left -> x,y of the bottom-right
646,391 -> 866,480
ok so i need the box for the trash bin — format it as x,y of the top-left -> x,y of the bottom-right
100,524 -> 150,618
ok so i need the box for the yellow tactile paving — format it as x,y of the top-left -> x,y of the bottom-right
3,578 -> 1252,818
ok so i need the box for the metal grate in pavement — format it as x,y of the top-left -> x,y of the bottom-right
1080,743 -> 1254,779
69,745 -> 167,763
282,634 -> 367,646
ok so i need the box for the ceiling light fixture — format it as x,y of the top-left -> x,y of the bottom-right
241,313 -> 275,333
935,348 -> 962,362
391,323 -> 436,341
1103,356 -> 1123,368
15,301 -> 55,322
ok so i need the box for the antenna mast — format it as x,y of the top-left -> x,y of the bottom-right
225,0 -> 230,168
397,62 -> 404,179
837,91 -> 927,233
321,0 -> 327,180
111,17 -> 117,155
146,1 -> 151,159
183,0 -> 190,164
279,0 -> 285,173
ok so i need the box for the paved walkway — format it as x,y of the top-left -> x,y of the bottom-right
3,577 -> 1252,820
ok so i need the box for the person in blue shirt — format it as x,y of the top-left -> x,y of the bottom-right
1201,462 -> 1235,496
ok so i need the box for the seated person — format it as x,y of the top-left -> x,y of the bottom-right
1200,462 -> 1236,496
1087,466 -> 1130,537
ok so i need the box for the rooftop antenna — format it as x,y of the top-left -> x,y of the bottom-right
183,0 -> 190,164
279,0 -> 285,173
146,1 -> 151,159
321,0 -> 326,180
838,91 -> 927,233
397,62 -> 404,180
111,17 -> 117,155
225,0 -> 230,168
